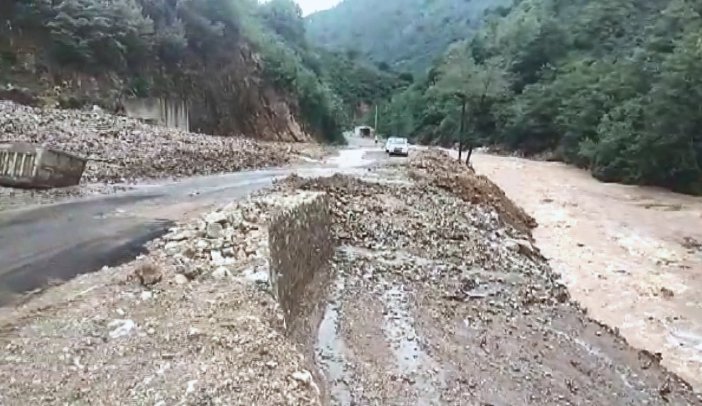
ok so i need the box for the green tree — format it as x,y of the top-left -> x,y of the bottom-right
259,0 -> 306,48
47,0 -> 154,70
638,29 -> 702,192
379,0 -> 702,194
433,45 -> 510,162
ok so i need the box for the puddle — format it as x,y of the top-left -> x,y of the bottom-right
315,277 -> 353,405
381,284 -> 444,404
326,148 -> 375,168
666,329 -> 702,363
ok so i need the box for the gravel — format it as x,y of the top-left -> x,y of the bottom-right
0,149 -> 698,405
0,192 -> 323,405
0,101 -> 290,184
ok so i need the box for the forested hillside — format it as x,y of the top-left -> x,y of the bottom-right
315,50 -> 411,121
381,0 -> 702,194
306,0 -> 509,73
0,0 -> 396,142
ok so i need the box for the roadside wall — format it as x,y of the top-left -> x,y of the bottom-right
123,97 -> 189,131
0,143 -> 86,188
268,192 -> 333,324
267,191 -> 333,404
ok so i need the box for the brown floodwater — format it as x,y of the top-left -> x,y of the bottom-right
473,152 -> 702,390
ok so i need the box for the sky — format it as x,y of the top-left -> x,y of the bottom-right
294,0 -> 341,15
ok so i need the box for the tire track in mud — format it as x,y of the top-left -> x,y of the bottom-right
315,246 -> 448,405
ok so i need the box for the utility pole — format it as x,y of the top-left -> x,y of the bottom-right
374,104 -> 379,134
458,95 -> 466,162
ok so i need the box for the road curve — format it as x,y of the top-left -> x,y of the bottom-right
0,146 -> 384,305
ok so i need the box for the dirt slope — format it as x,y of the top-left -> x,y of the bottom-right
410,150 -> 537,233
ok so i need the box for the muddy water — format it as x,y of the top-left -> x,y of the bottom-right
473,152 -> 702,389
381,284 -> 445,404
315,277 -> 353,404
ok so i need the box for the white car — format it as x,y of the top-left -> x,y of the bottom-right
385,137 -> 409,157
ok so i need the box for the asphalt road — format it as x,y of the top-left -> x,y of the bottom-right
0,145 -> 385,305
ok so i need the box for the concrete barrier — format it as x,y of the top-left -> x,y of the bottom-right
0,142 -> 86,188
268,192 -> 333,324
122,97 -> 189,131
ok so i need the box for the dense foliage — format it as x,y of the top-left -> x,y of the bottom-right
254,0 -> 406,131
380,0 -> 702,194
314,50 -> 411,121
306,0 -> 510,73
3,0 -> 369,142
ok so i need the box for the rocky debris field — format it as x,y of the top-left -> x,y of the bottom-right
409,149 -> 537,233
276,155 -> 700,405
0,150 -> 699,405
0,190 -> 325,405
0,101 -> 290,184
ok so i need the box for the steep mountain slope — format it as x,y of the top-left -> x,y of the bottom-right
0,0 -> 344,142
306,0 -> 509,73
314,50 -> 411,121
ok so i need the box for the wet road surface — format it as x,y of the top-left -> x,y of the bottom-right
0,145 -> 385,305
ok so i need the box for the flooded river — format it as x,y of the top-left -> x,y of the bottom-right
473,152 -> 702,390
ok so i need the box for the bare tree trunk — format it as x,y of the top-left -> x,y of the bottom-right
466,146 -> 473,165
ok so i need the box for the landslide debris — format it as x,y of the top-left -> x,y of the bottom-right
0,150 -> 698,405
0,191 -> 324,405
0,101 -> 290,184
410,149 -> 537,233
277,154 -> 698,404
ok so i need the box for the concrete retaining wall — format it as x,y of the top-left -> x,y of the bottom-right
268,192 -> 333,324
123,97 -> 189,131
0,142 -> 86,188
266,191 -> 333,403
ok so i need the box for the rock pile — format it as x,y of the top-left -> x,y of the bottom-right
143,191 -> 329,291
0,190 -> 327,405
282,173 -> 562,312
147,197 -> 275,285
275,155 -> 697,404
0,101 -> 289,183
410,149 -> 537,233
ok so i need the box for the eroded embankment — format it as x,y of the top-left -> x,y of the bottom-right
277,153 -> 700,405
